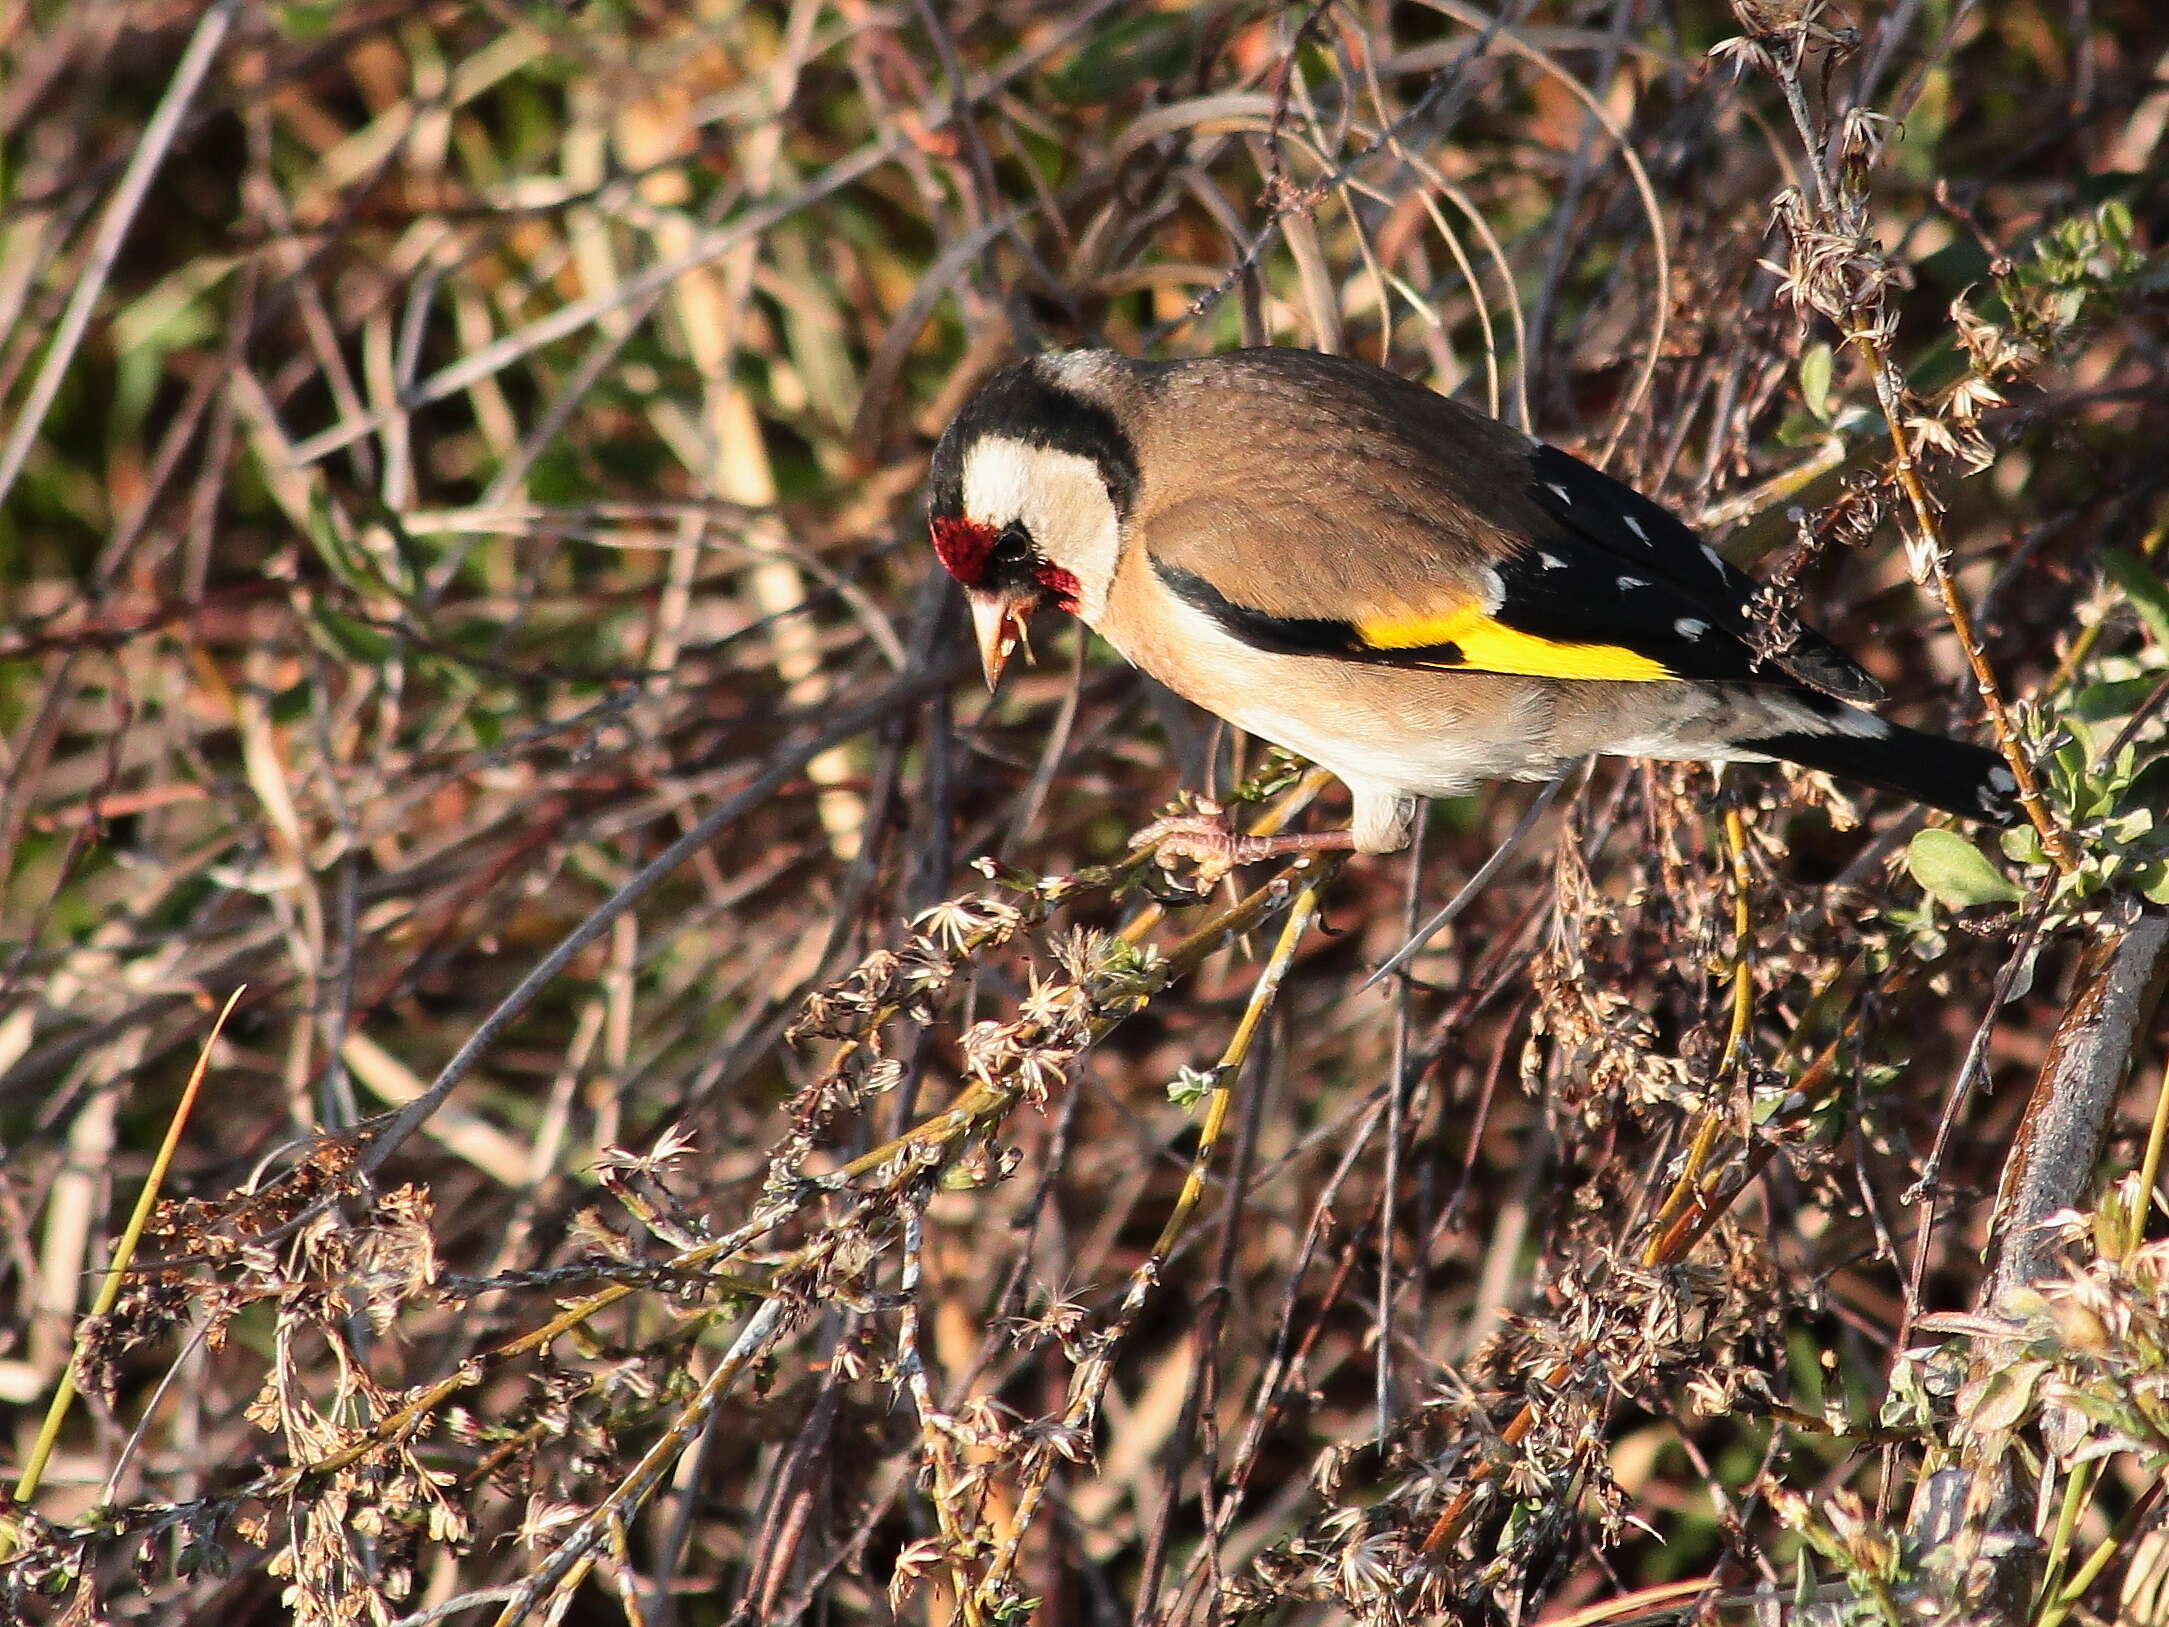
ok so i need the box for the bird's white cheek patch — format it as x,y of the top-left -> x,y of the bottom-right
960,435 -> 1047,530
960,434 -> 1122,615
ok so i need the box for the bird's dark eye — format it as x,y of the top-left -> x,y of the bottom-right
990,523 -> 1032,567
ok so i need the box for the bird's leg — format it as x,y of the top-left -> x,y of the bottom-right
1130,799 -> 1356,886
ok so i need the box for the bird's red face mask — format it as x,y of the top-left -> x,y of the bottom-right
929,514 -> 1079,689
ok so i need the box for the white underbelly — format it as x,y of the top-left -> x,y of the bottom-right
1211,691 -> 1552,797
1107,597 -> 1563,800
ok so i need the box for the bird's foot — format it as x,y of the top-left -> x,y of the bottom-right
1129,800 -> 1355,887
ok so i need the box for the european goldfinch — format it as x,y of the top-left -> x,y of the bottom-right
926,346 -> 2020,860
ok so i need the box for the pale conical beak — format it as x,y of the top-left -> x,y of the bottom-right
970,592 -> 1034,690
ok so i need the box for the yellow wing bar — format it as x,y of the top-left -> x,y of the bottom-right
1357,607 -> 1673,682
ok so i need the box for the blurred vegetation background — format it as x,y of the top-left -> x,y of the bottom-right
2,0 -> 2167,1622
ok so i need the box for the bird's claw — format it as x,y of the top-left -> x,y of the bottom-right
1130,802 -> 1266,888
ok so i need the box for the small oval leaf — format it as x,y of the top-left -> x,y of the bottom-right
1908,828 -> 2025,908
1799,343 -> 1835,422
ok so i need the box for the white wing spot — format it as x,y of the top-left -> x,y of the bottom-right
1538,552 -> 1566,571
1988,765 -> 2017,791
1981,784 -> 2010,813
1674,617 -> 1708,640
1624,515 -> 1649,543
1545,482 -> 1573,506
1701,543 -> 1728,574
1618,575 -> 1648,590
1477,565 -> 1506,613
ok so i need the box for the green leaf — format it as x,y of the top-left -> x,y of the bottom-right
1963,1357 -> 2047,1432
1799,343 -> 1835,422
1167,1066 -> 1217,1111
1907,829 -> 2024,908
1773,411 -> 1832,448
2052,718 -> 2096,790
304,603 -> 393,666
1042,12 -> 1192,102
2099,197 -> 2135,253
272,1 -> 338,39
2071,675 -> 2158,726
2102,547 -> 2169,653
2140,860 -> 2169,906
2106,806 -> 2154,843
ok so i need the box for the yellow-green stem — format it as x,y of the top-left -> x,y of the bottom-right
2,987 -> 245,1556
2033,1461 -> 2092,1620
2132,1058 -> 2169,1254
1643,806 -> 1757,1263
977,861 -> 1336,1606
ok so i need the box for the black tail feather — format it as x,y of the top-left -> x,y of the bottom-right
1739,721 -> 2022,826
